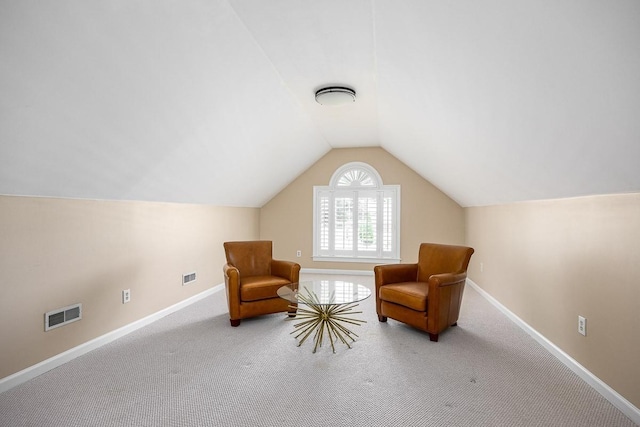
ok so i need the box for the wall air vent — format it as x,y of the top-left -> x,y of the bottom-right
182,272 -> 196,286
45,303 -> 82,331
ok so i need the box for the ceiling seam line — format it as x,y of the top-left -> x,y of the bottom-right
224,0 -> 333,150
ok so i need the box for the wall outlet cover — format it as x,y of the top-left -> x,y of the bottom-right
122,289 -> 131,304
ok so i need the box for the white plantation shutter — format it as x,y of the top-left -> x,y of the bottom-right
357,194 -> 377,252
383,194 -> 393,252
318,191 -> 330,251
313,163 -> 400,263
334,196 -> 353,251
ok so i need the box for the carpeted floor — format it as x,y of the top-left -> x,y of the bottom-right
0,273 -> 636,426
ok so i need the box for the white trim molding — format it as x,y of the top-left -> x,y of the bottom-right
311,256 -> 400,264
467,279 -> 640,425
313,162 -> 401,263
0,284 -> 224,394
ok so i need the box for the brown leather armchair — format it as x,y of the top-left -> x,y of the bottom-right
374,243 -> 474,341
223,240 -> 300,327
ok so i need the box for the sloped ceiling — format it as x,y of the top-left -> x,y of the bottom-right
1,1 -> 639,207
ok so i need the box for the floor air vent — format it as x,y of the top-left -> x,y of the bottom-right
45,303 -> 82,331
182,272 -> 196,285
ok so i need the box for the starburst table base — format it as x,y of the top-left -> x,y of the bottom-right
286,289 -> 367,353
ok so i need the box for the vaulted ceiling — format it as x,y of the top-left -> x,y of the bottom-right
1,1 -> 639,207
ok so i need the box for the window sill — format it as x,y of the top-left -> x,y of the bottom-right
312,256 -> 400,264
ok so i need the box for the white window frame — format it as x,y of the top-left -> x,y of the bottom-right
313,162 -> 400,264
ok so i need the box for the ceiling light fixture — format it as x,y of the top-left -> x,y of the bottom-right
315,86 -> 356,106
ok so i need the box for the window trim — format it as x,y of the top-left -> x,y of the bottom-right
312,162 -> 401,264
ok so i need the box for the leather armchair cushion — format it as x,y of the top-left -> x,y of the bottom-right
379,282 -> 429,311
240,275 -> 291,302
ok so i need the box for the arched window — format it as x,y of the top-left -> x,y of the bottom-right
313,162 -> 400,263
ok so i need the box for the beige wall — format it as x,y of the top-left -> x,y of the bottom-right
465,193 -> 640,408
260,147 -> 465,269
0,195 -> 259,378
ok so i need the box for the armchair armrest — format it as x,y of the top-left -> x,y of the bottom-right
223,263 -> 241,319
427,271 -> 468,333
374,263 -> 418,287
223,263 -> 239,282
271,259 -> 301,283
428,272 -> 468,288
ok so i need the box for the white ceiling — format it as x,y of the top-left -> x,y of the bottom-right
1,1 -> 639,207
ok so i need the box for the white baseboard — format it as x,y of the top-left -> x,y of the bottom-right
467,279 -> 640,425
0,284 -> 224,394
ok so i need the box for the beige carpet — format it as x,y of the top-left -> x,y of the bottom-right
0,273 -> 636,426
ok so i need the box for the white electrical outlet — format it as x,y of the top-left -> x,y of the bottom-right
122,289 -> 131,304
296,250 -> 301,257
578,315 -> 586,336
480,262 -> 484,272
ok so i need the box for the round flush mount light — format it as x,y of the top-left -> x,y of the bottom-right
315,86 -> 356,106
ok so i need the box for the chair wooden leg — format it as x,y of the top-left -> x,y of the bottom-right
288,303 -> 298,317
230,319 -> 241,327
378,315 -> 387,322
429,333 -> 439,342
